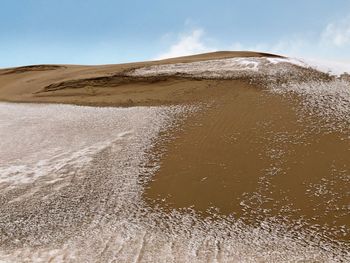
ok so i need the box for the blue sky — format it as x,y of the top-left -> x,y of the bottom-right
1,0 -> 350,67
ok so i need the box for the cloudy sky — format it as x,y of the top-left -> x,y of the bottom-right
1,0 -> 350,67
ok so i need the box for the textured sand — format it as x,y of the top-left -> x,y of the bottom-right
0,51 -> 282,106
0,51 -> 349,262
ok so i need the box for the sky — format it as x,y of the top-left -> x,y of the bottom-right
1,0 -> 350,67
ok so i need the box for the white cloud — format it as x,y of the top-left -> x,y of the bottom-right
229,16 -> 350,59
322,16 -> 350,47
156,15 -> 350,62
155,29 -> 216,59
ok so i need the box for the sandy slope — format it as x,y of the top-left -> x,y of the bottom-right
0,51 -> 349,262
0,51 -> 282,106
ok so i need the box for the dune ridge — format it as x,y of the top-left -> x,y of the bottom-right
0,51 -> 305,107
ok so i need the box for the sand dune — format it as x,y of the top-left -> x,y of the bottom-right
0,51 -> 349,262
0,51 -> 288,107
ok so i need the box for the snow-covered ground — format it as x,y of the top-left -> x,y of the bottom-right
129,56 -> 350,130
129,57 -> 297,78
1,57 -> 349,262
300,58 -> 350,76
0,102 -> 348,262
129,56 -> 350,77
0,103 -> 189,186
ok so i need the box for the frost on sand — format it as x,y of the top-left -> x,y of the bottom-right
0,102 -> 348,262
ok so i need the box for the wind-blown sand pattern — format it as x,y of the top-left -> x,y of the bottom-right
0,52 -> 349,262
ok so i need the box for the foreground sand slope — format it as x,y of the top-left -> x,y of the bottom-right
0,51 -> 349,261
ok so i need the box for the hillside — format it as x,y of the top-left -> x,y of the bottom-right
0,51 -> 288,106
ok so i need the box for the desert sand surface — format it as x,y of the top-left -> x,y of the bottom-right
0,51 -> 349,262
0,51 -> 282,106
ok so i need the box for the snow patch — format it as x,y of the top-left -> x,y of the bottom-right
0,102 -> 348,262
129,57 -> 307,78
302,58 -> 350,76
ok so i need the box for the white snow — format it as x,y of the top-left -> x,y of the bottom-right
0,103 -> 179,186
129,56 -> 350,131
302,58 -> 350,76
0,102 -> 348,262
270,79 -> 350,128
129,57 -> 268,77
129,57 -> 307,78
130,56 -> 350,77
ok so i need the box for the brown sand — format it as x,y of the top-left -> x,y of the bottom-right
144,83 -> 349,242
0,51 -> 280,106
0,51 -> 348,243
